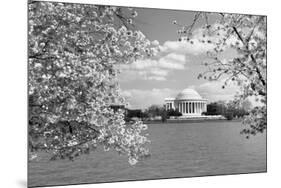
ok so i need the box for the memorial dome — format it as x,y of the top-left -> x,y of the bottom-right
175,88 -> 202,100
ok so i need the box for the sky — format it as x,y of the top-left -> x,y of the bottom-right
117,7 -> 240,109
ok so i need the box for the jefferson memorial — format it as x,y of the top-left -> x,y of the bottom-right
165,88 -> 208,116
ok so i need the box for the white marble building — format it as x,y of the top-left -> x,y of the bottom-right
165,88 -> 207,116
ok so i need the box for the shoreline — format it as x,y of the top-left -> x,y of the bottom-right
143,119 -> 243,124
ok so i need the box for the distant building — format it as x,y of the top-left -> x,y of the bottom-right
164,88 -> 207,116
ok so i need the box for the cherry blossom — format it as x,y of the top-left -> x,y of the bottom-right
175,13 -> 266,137
28,2 -> 156,164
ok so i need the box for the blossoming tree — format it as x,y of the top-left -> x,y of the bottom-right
28,1 -> 157,165
174,13 -> 266,137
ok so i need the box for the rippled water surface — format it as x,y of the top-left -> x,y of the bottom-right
29,121 -> 266,187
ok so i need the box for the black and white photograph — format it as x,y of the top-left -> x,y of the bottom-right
27,1 -> 267,187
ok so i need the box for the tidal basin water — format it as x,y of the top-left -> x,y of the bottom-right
29,121 -> 266,187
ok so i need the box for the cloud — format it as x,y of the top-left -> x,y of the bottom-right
121,76 -> 244,110
121,81 -> 240,109
159,23 -> 242,57
125,53 -> 186,70
121,82 -> 260,110
159,39 -> 215,56
120,88 -> 179,109
151,40 -> 160,46
118,23 -> 241,82
191,80 -> 240,102
191,80 -> 263,107
158,25 -> 217,56
118,52 -> 187,81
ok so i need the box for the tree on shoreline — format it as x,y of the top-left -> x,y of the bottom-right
174,13 -> 266,137
204,100 -> 250,120
28,2 -> 157,165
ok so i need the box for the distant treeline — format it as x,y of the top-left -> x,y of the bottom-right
203,101 -> 250,120
112,99 -> 252,122
124,107 -> 182,122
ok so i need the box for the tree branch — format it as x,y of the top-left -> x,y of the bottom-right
232,26 -> 266,87
250,54 -> 266,87
232,26 -> 244,44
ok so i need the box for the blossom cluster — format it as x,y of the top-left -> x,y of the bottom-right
28,2 -> 155,164
174,13 -> 266,136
